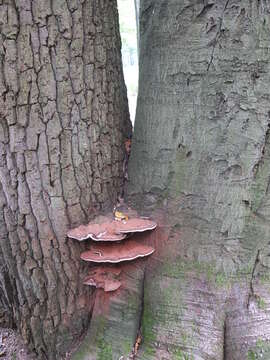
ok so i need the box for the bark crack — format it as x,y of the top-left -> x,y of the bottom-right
196,3 -> 214,18
247,249 -> 260,310
207,0 -> 230,72
131,270 -> 145,359
223,317 -> 227,360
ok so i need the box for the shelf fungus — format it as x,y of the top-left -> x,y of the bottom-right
89,231 -> 127,242
80,240 -> 155,263
84,267 -> 122,292
112,218 -> 157,234
67,217 -> 157,241
67,212 -> 157,293
67,222 -> 127,242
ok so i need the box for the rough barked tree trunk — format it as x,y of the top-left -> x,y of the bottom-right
0,0 -> 131,358
127,0 -> 270,359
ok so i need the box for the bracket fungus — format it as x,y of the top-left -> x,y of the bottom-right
67,212 -> 157,292
80,240 -> 155,263
67,218 -> 156,241
67,221 -> 127,242
112,218 -> 157,234
89,231 -> 127,242
84,278 -> 121,292
84,267 -> 122,292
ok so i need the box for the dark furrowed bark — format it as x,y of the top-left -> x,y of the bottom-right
0,0 -> 131,358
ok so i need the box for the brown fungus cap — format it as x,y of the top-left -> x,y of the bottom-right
84,276 -> 121,292
80,240 -> 155,263
90,231 -> 127,242
67,222 -> 126,242
67,217 -> 156,241
83,266 -> 122,292
112,218 -> 157,234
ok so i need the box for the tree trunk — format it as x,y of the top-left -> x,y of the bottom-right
70,1 -> 270,359
134,0 -> 140,54
0,0 -> 131,358
127,0 -> 270,359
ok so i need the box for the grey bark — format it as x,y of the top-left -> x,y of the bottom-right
0,0 -> 131,358
134,0 -> 140,54
125,0 -> 270,359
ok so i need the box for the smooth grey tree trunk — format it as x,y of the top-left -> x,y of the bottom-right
127,0 -> 270,359
0,0 -> 131,358
134,0 -> 140,54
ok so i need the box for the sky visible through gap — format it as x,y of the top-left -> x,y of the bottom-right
117,0 -> 138,125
